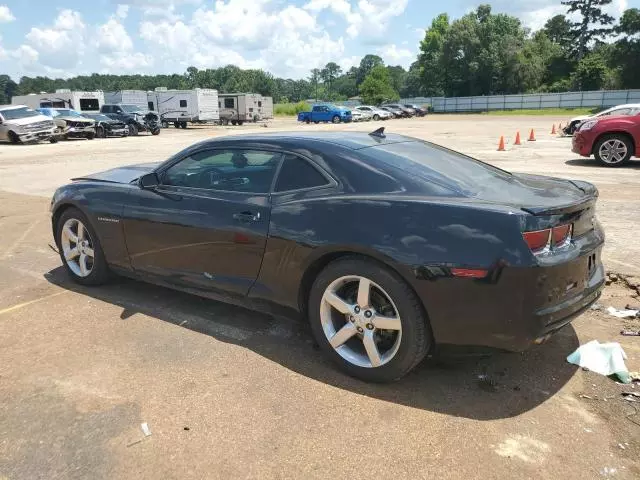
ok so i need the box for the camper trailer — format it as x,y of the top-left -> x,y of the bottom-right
218,93 -> 272,125
104,90 -> 149,111
148,88 -> 220,128
11,90 -> 104,112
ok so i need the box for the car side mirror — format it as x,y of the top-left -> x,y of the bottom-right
139,172 -> 160,189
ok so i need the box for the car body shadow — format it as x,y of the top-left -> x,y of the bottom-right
565,158 -> 640,168
45,267 -> 579,421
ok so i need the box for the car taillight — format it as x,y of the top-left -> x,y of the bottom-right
523,224 -> 573,254
523,229 -> 551,252
552,224 -> 572,247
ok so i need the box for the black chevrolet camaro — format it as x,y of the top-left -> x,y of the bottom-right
50,129 -> 605,382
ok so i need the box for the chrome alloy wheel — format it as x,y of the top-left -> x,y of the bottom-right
320,275 -> 402,368
598,139 -> 628,164
60,218 -> 95,277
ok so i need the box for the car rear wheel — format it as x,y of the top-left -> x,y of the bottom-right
86,133 -> 95,140
96,126 -> 106,138
332,115 -> 341,124
309,257 -> 431,382
373,114 -> 380,121
128,124 -> 139,136
594,134 -> 633,167
56,208 -> 109,286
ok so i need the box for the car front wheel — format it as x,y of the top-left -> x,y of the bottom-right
332,115 -> 341,124
309,257 -> 431,382
594,134 -> 633,167
56,208 -> 109,285
128,124 -> 139,136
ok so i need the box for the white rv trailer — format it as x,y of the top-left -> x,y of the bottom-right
11,90 -> 104,112
147,88 -> 220,128
104,90 -> 149,111
218,93 -> 273,125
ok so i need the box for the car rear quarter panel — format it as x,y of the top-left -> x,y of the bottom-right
252,193 -> 530,328
51,182 -> 134,271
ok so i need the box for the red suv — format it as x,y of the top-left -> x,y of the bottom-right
572,113 -> 640,167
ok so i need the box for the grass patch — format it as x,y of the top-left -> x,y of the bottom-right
483,107 -> 596,116
275,102 -> 311,116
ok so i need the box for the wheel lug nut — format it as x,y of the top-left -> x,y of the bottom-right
364,310 -> 372,318
349,316 -> 355,322
366,323 -> 374,330
354,306 -> 360,313
356,327 -> 363,333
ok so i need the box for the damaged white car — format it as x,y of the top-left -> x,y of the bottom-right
37,108 -> 96,140
0,105 -> 57,144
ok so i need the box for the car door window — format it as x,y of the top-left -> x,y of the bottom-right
163,149 -> 282,193
274,154 -> 330,192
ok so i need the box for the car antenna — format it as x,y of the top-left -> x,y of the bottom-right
369,127 -> 385,138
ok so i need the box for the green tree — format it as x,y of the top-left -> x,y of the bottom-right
543,15 -> 573,49
571,51 -> 609,89
0,75 -> 18,103
417,13 -> 449,95
309,68 -> 321,101
562,0 -> 615,60
320,62 -> 342,99
386,66 -> 407,95
359,65 -> 398,105
356,54 -> 384,86
614,8 -> 640,88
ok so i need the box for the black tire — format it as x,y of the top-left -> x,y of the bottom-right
161,121 -> 168,128
86,133 -> 95,140
305,118 -> 310,124
180,122 -> 187,129
55,207 -> 110,286
238,121 -> 244,126
173,122 -> 180,128
128,124 -> 139,136
8,131 -> 21,144
373,114 -> 380,121
308,256 -> 431,382
594,134 -> 633,167
151,128 -> 160,135
332,115 -> 340,124
49,136 -> 58,144
314,121 -> 319,124
231,120 -> 237,126
96,126 -> 106,138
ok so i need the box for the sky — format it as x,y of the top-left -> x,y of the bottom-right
0,0 -> 635,81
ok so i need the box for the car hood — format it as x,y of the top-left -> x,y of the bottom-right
570,114 -> 590,123
2,114 -> 53,126
59,116 -> 94,123
72,162 -> 162,184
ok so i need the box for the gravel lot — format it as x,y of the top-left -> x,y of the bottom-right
1,115 -> 639,479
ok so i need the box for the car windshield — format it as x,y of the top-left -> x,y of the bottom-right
121,104 -> 143,113
86,114 -> 111,121
55,109 -> 82,117
1,107 -> 41,120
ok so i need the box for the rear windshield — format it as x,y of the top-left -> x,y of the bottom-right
364,141 -> 513,196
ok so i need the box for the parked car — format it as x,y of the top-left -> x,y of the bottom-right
0,104 -> 56,144
404,104 -> 428,116
100,104 -> 161,136
82,113 -> 129,138
383,104 -> 414,117
298,104 -> 352,124
50,128 -> 604,382
351,110 -> 370,122
380,106 -> 404,118
572,113 -> 640,167
355,106 -> 392,121
564,103 -> 640,135
37,108 -> 96,140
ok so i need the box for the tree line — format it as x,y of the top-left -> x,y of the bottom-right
1,1 -> 639,107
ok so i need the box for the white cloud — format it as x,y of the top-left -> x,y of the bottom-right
24,10 -> 86,70
116,4 -> 130,19
0,5 -> 14,22
54,9 -> 84,30
377,44 -> 414,68
96,17 -> 133,53
101,52 -> 153,70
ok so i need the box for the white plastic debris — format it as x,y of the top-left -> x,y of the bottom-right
567,340 -> 631,384
606,306 -> 638,318
141,422 -> 152,437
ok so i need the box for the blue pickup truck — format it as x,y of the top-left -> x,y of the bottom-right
298,104 -> 352,124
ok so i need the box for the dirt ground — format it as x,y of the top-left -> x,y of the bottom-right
0,115 -> 639,479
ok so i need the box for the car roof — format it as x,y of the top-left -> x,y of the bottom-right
192,131 -> 416,150
0,104 -> 28,111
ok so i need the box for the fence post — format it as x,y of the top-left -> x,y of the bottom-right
626,90 -> 630,103
581,91 -> 584,108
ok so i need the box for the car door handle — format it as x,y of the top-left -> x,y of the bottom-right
233,211 -> 260,222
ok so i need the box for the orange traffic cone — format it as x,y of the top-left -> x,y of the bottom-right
551,124 -> 557,135
528,129 -> 536,141
559,122 -> 563,130
497,136 -> 505,151
514,131 -> 521,145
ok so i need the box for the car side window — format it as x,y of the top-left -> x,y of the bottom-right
274,154 -> 330,192
162,149 -> 281,193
